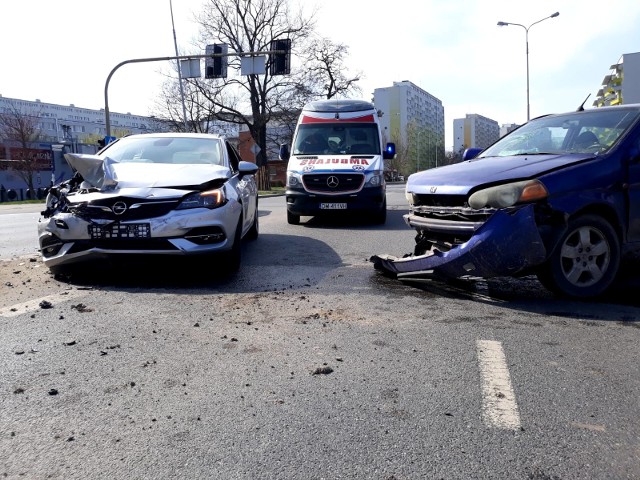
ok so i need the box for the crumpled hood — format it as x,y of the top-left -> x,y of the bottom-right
65,153 -> 230,190
109,162 -> 229,188
407,153 -> 595,195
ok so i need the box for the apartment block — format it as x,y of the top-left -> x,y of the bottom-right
374,80 -> 445,173
593,52 -> 640,107
453,114 -> 500,153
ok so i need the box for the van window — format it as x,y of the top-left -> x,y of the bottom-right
293,124 -> 380,155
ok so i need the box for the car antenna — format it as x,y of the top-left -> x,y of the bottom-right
576,93 -> 591,112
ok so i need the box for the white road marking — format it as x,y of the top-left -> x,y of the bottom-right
0,290 -> 89,318
477,339 -> 522,430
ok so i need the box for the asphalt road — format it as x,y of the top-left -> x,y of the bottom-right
1,186 -> 639,479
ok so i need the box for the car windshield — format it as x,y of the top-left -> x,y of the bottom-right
479,109 -> 640,158
99,137 -> 224,166
293,123 -> 380,155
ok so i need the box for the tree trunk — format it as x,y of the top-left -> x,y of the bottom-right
256,166 -> 270,191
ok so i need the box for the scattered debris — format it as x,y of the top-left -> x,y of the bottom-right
14,350 -> 25,355
39,300 -> 53,309
313,366 -> 334,375
13,388 -> 25,394
64,340 -> 77,346
71,303 -> 93,313
48,388 -> 59,396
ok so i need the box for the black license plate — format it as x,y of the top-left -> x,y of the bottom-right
88,223 -> 151,239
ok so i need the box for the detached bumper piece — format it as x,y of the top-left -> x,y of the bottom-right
370,205 -> 546,279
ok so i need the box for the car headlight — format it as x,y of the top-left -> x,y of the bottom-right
468,180 -> 548,209
287,172 -> 302,188
176,188 -> 227,210
405,189 -> 415,205
365,171 -> 383,188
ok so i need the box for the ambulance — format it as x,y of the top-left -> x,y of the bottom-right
279,99 -> 395,225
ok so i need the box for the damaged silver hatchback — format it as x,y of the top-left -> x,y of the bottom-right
38,133 -> 259,272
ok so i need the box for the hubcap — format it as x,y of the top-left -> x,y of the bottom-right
559,225 -> 610,287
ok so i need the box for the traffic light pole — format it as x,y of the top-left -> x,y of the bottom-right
104,49 -> 287,137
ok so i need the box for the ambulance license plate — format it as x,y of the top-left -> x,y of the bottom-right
320,203 -> 347,210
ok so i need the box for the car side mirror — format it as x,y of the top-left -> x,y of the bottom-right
279,144 -> 290,161
238,161 -> 259,177
462,148 -> 483,161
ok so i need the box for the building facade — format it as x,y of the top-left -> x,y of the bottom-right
593,52 -> 640,107
374,80 -> 445,174
453,114 -> 500,153
0,95 -> 167,200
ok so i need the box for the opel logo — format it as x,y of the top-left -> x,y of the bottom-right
327,176 -> 339,188
111,201 -> 128,215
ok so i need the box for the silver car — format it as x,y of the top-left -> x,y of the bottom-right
38,133 -> 259,272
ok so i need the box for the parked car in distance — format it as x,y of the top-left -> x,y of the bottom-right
372,105 -> 640,298
38,133 -> 259,272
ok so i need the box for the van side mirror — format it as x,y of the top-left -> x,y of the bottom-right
279,144 -> 290,161
383,142 -> 396,160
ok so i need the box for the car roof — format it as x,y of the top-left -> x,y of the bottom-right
123,132 -> 227,141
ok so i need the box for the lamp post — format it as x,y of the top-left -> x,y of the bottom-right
497,12 -> 559,121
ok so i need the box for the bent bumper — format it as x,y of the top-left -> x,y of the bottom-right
38,203 -> 241,268
371,205 -> 547,279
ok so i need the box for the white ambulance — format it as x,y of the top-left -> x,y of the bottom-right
279,99 -> 396,225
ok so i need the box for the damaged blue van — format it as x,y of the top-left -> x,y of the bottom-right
372,105 -> 640,298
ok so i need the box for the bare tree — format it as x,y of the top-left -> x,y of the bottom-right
0,101 -> 44,194
154,72 -> 228,133
301,37 -> 362,100
153,0 -> 364,190
171,0 -> 313,189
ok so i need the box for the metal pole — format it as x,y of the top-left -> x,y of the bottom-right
104,49 -> 282,137
169,0 -> 188,131
497,12 -> 559,122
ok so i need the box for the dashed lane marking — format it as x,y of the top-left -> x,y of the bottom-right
0,290 -> 90,318
477,339 -> 522,430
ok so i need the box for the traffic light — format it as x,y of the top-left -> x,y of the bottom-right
269,39 -> 291,75
205,43 -> 228,79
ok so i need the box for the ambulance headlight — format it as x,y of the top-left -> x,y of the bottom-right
287,172 -> 303,188
365,171 -> 383,188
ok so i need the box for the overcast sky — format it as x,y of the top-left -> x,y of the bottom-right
2,0 -> 639,149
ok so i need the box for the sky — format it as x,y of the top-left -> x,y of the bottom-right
2,0 -> 640,150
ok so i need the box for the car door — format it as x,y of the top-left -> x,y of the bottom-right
226,142 -> 256,233
624,127 -> 640,242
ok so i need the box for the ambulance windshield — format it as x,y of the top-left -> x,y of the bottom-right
293,124 -> 380,156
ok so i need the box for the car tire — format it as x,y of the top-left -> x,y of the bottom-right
287,210 -> 300,225
246,200 -> 259,241
371,198 -> 387,225
225,217 -> 243,273
536,214 -> 620,298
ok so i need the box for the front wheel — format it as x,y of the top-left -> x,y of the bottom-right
371,198 -> 387,225
246,200 -> 259,241
287,210 -> 300,225
536,214 -> 620,298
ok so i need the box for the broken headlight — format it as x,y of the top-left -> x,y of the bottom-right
177,188 -> 227,210
468,179 -> 548,209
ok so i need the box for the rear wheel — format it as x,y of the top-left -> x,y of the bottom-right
537,214 -> 620,298
287,210 -> 300,225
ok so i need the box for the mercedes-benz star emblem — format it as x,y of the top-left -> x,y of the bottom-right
111,201 -> 128,215
327,176 -> 339,188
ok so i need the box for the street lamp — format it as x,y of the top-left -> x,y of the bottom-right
497,11 -> 559,121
